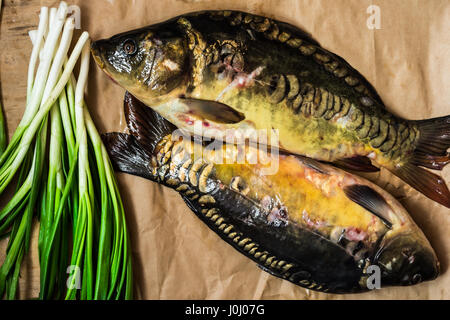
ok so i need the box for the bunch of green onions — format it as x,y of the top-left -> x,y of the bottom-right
0,2 -> 133,300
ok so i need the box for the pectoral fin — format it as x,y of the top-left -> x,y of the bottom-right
343,185 -> 393,229
180,98 -> 245,124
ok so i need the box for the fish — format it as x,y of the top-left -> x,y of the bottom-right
91,10 -> 450,208
102,92 -> 439,294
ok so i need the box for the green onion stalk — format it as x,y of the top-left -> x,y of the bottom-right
0,4 -> 70,297
0,99 -> 6,157
38,14 -> 75,299
0,1 -> 133,300
0,0 -> 7,155
0,2 -> 88,298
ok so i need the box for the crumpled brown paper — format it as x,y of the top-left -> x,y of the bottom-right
0,0 -> 449,299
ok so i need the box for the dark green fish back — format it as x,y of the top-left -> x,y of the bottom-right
188,10 -> 384,106
181,11 -> 450,207
183,10 -> 418,162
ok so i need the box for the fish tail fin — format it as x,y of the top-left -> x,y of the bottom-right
102,132 -> 153,180
101,92 -> 177,179
392,164 -> 450,208
410,115 -> 450,170
391,116 -> 450,207
393,116 -> 450,207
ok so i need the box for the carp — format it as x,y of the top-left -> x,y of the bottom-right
102,92 -> 439,294
91,10 -> 450,208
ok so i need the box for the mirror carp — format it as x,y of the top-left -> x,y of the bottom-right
102,92 -> 439,294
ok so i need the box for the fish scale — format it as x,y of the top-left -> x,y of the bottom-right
100,92 -> 439,294
226,11 -> 377,101
155,138 -> 325,289
92,10 -> 450,207
267,73 -> 394,150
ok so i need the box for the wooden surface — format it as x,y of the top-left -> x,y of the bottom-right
0,0 -> 449,299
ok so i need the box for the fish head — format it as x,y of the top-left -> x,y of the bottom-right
91,21 -> 190,104
373,233 -> 439,287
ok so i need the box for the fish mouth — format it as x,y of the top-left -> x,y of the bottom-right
90,40 -> 105,70
372,234 -> 439,286
90,40 -> 120,85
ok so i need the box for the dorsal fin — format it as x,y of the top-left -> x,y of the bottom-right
199,10 -> 385,106
193,10 -> 321,46
102,132 -> 153,180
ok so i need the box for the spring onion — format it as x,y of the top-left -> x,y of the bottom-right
0,1 -> 133,300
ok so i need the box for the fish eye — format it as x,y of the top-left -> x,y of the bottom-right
412,273 -> 422,284
122,39 -> 137,56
